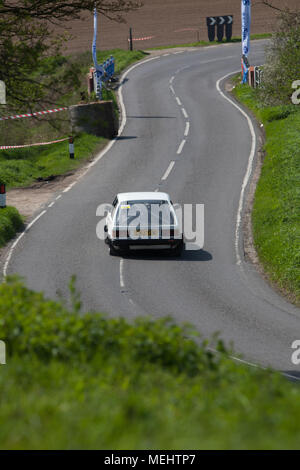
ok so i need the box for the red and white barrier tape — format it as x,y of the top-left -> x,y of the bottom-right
128,36 -> 155,42
0,137 -> 69,150
0,107 -> 68,122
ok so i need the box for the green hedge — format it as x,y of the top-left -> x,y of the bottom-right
0,206 -> 23,247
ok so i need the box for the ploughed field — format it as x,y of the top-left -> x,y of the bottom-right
54,0 -> 298,53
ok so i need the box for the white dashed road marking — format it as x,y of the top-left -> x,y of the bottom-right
177,139 -> 186,155
181,108 -> 188,119
184,122 -> 190,137
162,161 -> 175,181
120,259 -> 125,289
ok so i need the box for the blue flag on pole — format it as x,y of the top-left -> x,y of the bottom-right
92,8 -> 105,99
241,0 -> 251,57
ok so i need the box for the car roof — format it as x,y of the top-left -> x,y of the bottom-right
117,192 -> 170,202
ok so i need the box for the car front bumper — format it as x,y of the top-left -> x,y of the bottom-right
109,238 -> 183,250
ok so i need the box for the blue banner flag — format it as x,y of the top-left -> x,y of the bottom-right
92,8 -> 105,99
241,0 -> 251,57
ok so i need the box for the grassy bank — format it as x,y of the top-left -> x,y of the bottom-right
233,82 -> 300,304
0,49 -> 147,189
0,277 -> 299,449
0,133 -> 106,188
147,33 -> 271,50
0,207 -> 23,247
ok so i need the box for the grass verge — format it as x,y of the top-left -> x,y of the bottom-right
0,133 -> 107,188
0,207 -> 23,247
147,33 -> 271,50
0,277 -> 299,449
232,81 -> 300,304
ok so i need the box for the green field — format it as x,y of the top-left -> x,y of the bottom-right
0,277 -> 299,450
233,82 -> 300,304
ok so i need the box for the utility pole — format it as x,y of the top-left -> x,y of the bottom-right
129,27 -> 133,51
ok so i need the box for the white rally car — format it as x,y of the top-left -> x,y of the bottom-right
104,192 -> 184,256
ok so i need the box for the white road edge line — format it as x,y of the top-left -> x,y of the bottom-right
3,210 -> 47,277
162,161 -> 175,181
2,54 -> 161,279
177,139 -> 186,155
216,70 -> 256,266
184,122 -> 190,137
181,108 -> 188,119
208,347 -> 300,383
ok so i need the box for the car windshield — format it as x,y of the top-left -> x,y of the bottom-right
116,200 -> 175,227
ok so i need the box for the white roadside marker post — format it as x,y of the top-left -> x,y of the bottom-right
69,136 -> 74,159
0,183 -> 6,209
0,84 -> 6,209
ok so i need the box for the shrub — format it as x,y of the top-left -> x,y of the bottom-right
260,10 -> 300,105
0,206 -> 23,247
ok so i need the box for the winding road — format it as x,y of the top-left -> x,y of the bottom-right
4,40 -> 300,375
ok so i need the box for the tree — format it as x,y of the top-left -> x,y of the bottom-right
0,1 -> 142,113
259,8 -> 300,105
259,1 -> 296,14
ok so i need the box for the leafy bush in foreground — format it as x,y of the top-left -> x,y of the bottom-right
0,279 -> 299,449
0,277 -> 218,375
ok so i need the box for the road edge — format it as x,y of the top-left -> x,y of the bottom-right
219,74 -> 299,307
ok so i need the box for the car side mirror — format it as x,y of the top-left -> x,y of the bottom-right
104,225 -> 108,233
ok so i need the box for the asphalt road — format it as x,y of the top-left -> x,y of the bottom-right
5,41 -> 300,375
